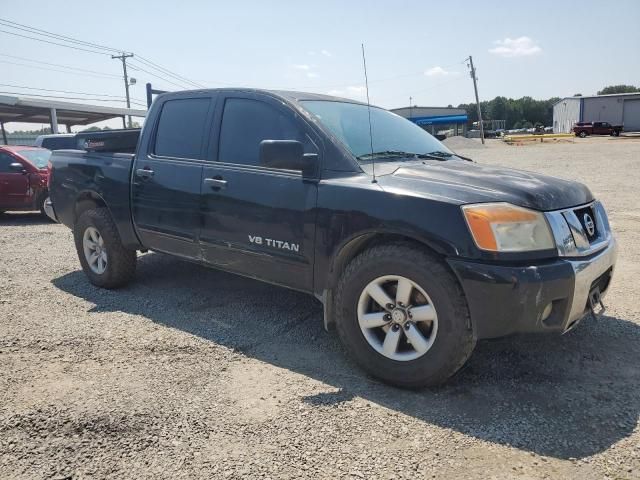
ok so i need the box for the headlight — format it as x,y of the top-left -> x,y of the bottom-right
462,203 -> 555,252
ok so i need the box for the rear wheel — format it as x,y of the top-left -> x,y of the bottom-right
335,244 -> 476,388
74,208 -> 136,288
578,130 -> 588,138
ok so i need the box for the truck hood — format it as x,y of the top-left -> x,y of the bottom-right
373,159 -> 594,211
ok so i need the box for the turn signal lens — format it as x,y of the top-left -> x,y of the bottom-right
462,203 -> 555,252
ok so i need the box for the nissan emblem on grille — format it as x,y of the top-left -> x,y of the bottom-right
584,213 -> 595,236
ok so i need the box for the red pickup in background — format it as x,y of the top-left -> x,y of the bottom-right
573,121 -> 623,137
0,145 -> 52,216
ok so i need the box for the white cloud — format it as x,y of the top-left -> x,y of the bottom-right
489,36 -> 542,57
306,72 -> 319,78
320,49 -> 332,57
293,64 -> 312,70
424,66 -> 458,77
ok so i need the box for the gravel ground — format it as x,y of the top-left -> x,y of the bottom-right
1,136 -> 639,479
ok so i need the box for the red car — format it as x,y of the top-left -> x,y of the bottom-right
0,145 -> 52,216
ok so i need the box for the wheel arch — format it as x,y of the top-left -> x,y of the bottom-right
73,190 -> 110,224
321,229 -> 458,330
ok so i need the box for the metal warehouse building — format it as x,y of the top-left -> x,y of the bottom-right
391,106 -> 468,136
553,92 -> 640,133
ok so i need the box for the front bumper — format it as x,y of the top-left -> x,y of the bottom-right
448,238 -> 617,339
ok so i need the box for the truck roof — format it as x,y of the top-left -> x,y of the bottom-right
158,88 -> 370,107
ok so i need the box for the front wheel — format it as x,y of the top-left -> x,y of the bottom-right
335,244 -> 476,388
74,208 -> 136,288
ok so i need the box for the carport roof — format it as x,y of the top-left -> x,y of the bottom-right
0,95 -> 146,126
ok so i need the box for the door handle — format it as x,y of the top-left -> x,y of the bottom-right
135,168 -> 154,178
204,177 -> 228,189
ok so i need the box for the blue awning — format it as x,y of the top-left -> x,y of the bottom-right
409,114 -> 468,126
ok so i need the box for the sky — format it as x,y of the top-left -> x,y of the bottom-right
3,0 -> 640,131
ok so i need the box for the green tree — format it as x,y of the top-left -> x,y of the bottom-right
458,95 -> 560,130
597,85 -> 639,95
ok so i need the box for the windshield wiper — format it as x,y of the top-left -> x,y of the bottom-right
356,150 -> 419,161
357,150 -> 464,163
421,150 -> 453,159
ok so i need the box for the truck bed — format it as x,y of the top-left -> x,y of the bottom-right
49,149 -> 140,249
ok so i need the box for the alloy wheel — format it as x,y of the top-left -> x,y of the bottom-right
83,226 -> 108,275
357,275 -> 438,361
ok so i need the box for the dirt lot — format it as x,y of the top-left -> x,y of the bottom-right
1,136 -> 639,479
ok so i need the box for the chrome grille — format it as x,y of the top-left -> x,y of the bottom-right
545,201 -> 612,257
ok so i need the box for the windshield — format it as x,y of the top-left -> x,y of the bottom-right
300,100 -> 452,162
16,149 -> 52,169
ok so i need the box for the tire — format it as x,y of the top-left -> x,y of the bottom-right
37,195 -> 48,219
613,130 -> 620,137
74,208 -> 136,289
578,131 -> 588,138
335,244 -> 476,388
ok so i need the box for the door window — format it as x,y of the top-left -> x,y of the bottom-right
218,98 -> 313,167
0,153 -> 17,172
154,98 -> 211,159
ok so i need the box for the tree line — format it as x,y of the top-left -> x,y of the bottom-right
458,84 -> 639,130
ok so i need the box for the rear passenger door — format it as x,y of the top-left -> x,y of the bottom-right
199,93 -> 320,291
131,93 -> 215,259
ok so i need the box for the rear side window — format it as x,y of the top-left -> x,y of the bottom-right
218,98 -> 312,167
154,98 -> 211,159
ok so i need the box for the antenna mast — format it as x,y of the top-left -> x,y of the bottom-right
361,43 -> 376,183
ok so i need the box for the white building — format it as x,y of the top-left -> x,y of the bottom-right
553,92 -> 640,133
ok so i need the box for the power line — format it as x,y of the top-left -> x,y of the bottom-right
127,63 -> 192,90
0,29 -> 110,55
0,18 -> 124,54
0,18 -> 203,88
134,56 -> 204,88
0,83 -> 128,99
0,59 -> 121,80
0,53 -> 121,78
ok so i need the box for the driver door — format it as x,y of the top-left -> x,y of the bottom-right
199,93 -> 320,291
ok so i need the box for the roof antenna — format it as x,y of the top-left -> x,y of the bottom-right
361,43 -> 376,183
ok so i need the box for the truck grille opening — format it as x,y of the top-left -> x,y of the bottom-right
574,205 -> 599,242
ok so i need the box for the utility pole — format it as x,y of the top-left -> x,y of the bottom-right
112,52 -> 134,128
409,96 -> 413,120
467,55 -> 485,144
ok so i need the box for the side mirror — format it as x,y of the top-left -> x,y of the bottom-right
9,162 -> 26,173
259,140 -> 317,178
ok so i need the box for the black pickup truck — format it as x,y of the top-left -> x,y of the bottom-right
48,89 -> 617,387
